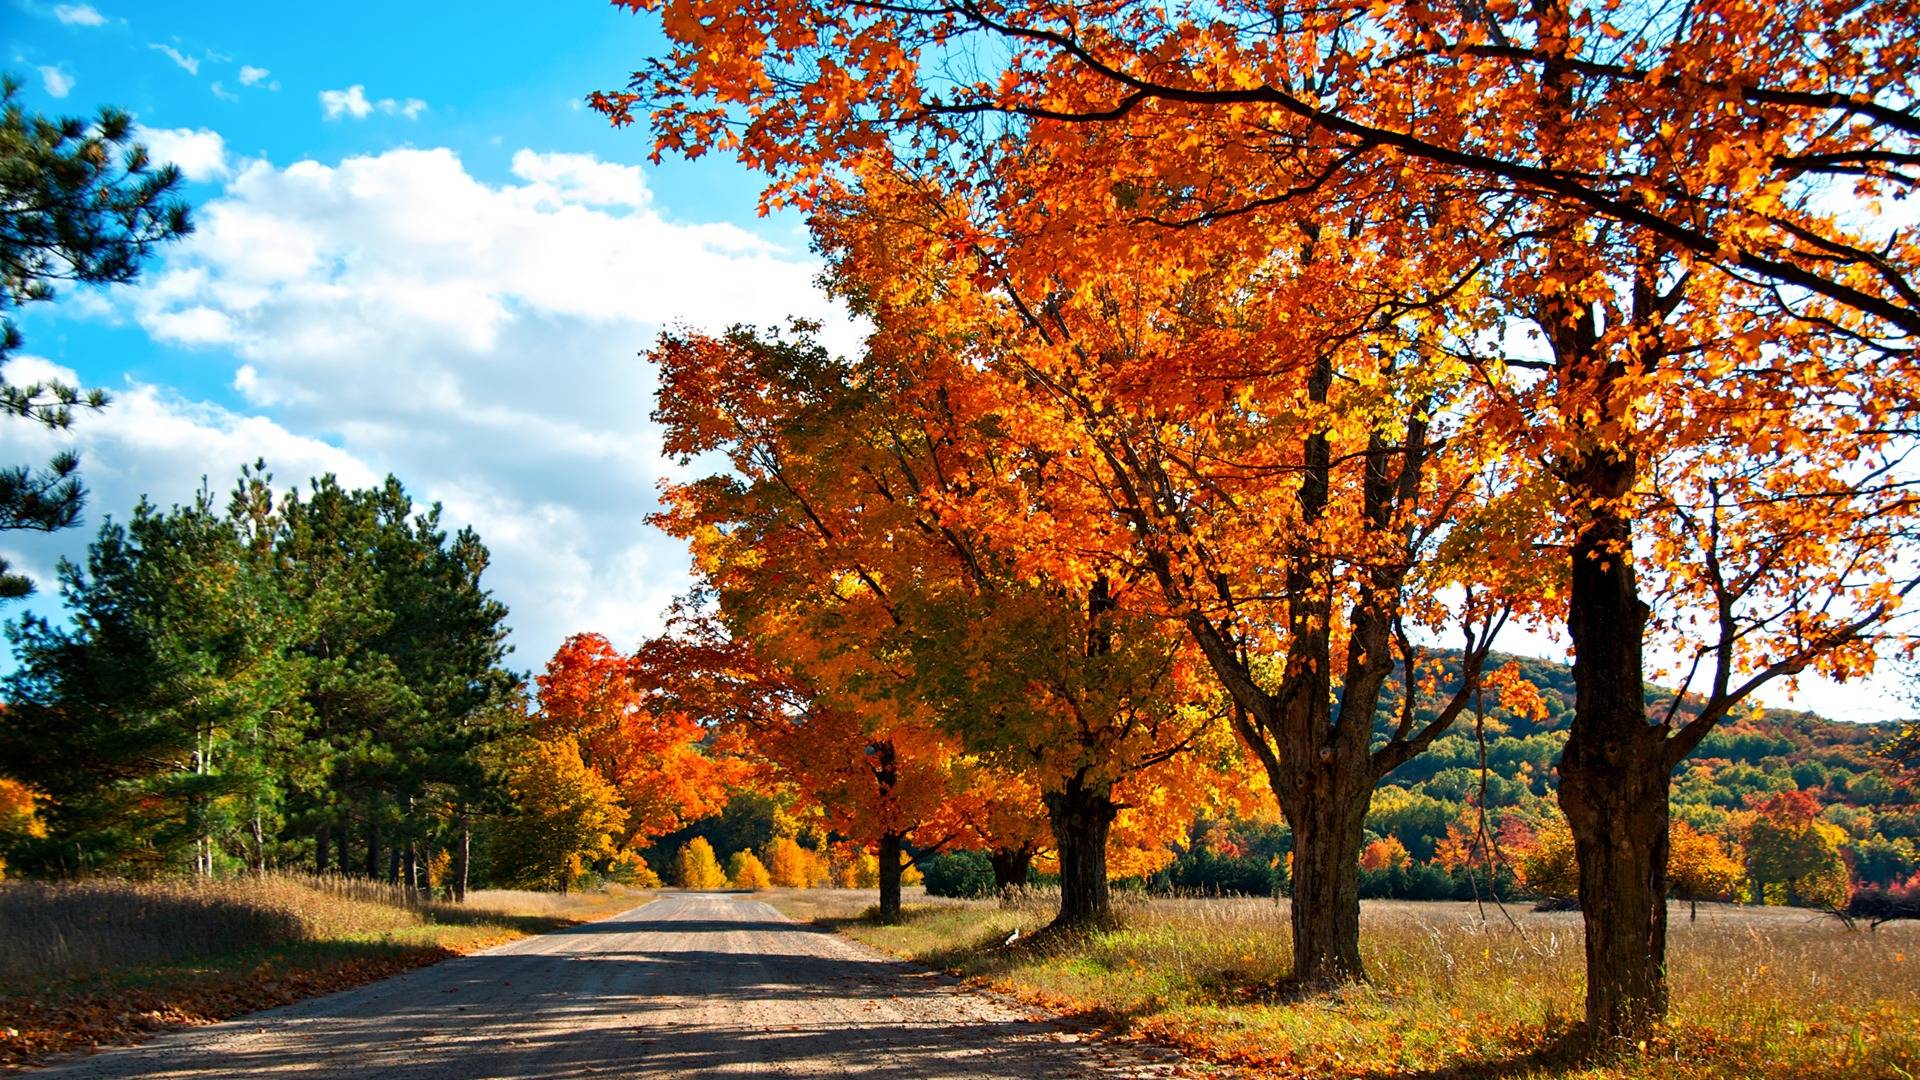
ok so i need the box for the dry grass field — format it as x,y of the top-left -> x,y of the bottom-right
771,888 -> 1920,1080
0,875 -> 647,1067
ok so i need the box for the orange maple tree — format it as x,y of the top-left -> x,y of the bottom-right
647,324 -> 1258,926
534,631 -> 739,848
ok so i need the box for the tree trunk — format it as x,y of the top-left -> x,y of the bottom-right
990,847 -> 1034,893
364,819 -> 380,879
1285,784 -> 1371,983
387,842 -> 401,885
403,843 -> 419,896
876,831 -> 905,924
316,826 -> 330,876
1045,773 -> 1117,928
1558,488 -> 1672,1044
453,814 -> 471,903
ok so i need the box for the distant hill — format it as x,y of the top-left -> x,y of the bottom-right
1366,652 -> 1916,886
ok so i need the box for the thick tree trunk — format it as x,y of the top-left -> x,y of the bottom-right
1045,773 -> 1117,928
403,843 -> 419,896
453,814 -> 471,903
1284,785 -> 1371,983
316,826 -> 330,876
990,847 -> 1034,893
1558,489 -> 1672,1044
876,831 -> 905,924
387,843 -> 401,885
364,820 -> 380,880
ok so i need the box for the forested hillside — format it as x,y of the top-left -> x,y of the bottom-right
1143,653 -> 1916,905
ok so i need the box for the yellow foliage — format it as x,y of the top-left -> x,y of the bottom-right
763,836 -> 829,887
728,850 -> 772,889
674,836 -> 728,889
611,849 -> 663,887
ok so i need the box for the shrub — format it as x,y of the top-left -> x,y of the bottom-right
1153,845 -> 1278,896
920,850 -> 996,898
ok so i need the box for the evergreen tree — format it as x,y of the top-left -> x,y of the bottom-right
0,76 -> 192,597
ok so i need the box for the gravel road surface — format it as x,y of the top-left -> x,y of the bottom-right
39,892 -> 1195,1078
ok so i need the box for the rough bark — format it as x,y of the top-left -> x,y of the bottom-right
1285,783 -> 1373,983
1559,490 -> 1671,1042
876,831 -> 905,924
1045,773 -> 1117,928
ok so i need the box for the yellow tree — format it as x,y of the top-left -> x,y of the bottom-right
674,836 -> 729,889
491,738 -> 627,892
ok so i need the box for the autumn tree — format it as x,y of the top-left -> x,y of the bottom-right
1668,822 -> 1745,921
0,776 -> 45,878
490,737 -> 627,892
537,631 -> 737,847
727,850 -> 771,889
674,836 -> 728,889
606,0 -> 1920,1038
647,325 -> 1255,927
1742,791 -> 1852,910
764,835 -> 825,888
629,613 -> 969,920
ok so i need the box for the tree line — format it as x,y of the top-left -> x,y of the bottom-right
0,466 -> 517,895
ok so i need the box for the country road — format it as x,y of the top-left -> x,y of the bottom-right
39,893 -> 1195,1079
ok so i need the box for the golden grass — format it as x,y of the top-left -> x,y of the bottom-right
0,874 -> 646,983
775,889 -> 1920,1080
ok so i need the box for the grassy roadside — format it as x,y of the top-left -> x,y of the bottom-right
0,876 -> 648,1069
770,889 -> 1920,1080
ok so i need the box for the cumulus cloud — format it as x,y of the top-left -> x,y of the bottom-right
50,142 -> 858,662
320,84 -> 427,121
37,65 -> 73,98
509,150 -> 649,209
237,64 -> 276,89
52,3 -> 106,26
149,43 -> 199,75
136,126 -> 228,181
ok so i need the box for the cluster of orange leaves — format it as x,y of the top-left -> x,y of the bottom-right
534,631 -> 744,848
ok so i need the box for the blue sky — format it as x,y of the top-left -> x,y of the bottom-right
4,0 -> 856,675
1,1 -> 1907,723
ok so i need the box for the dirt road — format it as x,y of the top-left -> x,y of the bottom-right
40,892 -> 1193,1078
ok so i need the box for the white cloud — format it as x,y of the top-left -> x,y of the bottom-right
54,142 -> 858,664
509,150 -> 649,208
37,65 -> 73,98
135,126 -> 228,181
149,43 -> 199,75
52,3 -> 106,26
319,85 -> 372,119
210,80 -> 238,102
319,84 -> 427,121
238,64 -> 274,88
